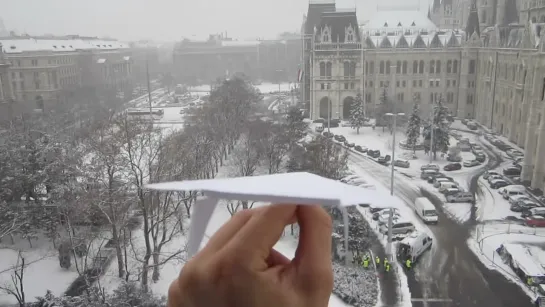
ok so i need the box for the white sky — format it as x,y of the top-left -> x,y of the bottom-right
0,0 -> 433,42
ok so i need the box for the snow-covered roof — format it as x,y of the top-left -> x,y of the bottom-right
363,30 -> 462,49
220,40 -> 260,47
365,9 -> 438,30
0,38 -> 130,54
502,244 -> 545,277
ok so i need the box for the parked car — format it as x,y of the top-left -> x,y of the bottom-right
444,163 -> 462,171
429,175 -> 453,184
447,192 -> 475,203
506,149 -> 524,158
511,200 -> 540,212
379,220 -> 416,235
315,125 -> 324,133
421,164 -> 440,172
508,195 -> 531,205
334,135 -> 346,142
313,118 -> 326,123
521,207 -> 545,218
487,174 -> 504,183
443,188 -> 462,197
461,119 -> 468,125
373,208 -> 399,221
483,171 -> 501,180
354,145 -> 367,153
369,205 -> 389,213
433,178 -> 453,188
394,159 -> 410,168
323,131 -> 333,138
421,169 -> 439,180
344,141 -> 355,148
458,143 -> 471,152
489,179 -> 509,189
475,153 -> 486,163
463,160 -> 481,167
378,211 -> 402,225
524,216 -> 545,227
503,167 -> 522,176
368,150 -> 381,158
378,156 -> 390,165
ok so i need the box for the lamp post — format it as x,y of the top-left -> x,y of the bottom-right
383,112 -> 405,259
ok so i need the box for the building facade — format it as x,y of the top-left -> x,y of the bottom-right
0,36 -> 132,113
173,34 -> 301,85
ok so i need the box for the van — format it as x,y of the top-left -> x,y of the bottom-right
396,231 -> 433,262
414,197 -> 439,224
438,182 -> 458,192
500,185 -> 526,198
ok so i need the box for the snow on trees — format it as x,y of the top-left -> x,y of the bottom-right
349,93 -> 366,134
405,101 -> 422,153
422,97 -> 452,159
376,88 -> 394,131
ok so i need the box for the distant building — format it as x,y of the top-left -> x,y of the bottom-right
129,40 -> 160,84
0,36 -> 132,112
173,33 -> 301,85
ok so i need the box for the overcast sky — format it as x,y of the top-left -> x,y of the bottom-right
0,0 -> 433,42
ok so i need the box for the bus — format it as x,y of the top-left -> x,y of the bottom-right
126,108 -> 164,120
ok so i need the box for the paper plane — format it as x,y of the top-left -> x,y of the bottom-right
145,172 -> 400,257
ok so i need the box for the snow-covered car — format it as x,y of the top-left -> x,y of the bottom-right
521,207 -> 545,218
506,149 -> 524,158
372,208 -> 399,221
378,211 -> 402,225
486,174 -> 504,183
525,216 -> 545,227
503,167 -> 522,176
483,171 -> 501,180
421,164 -> 440,172
397,231 -> 433,262
463,160 -> 481,167
378,155 -> 391,165
379,220 -> 415,235
508,194 -> 531,205
446,192 -> 475,203
354,145 -> 367,153
443,188 -> 462,197
475,152 -> 486,163
344,141 -> 355,148
421,169 -> 439,180
369,205 -> 389,213
394,159 -> 410,168
511,200 -> 540,212
490,179 -> 509,189
433,178 -> 452,188
429,175 -> 453,184
340,175 -> 360,183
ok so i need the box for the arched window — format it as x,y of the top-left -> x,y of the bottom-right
396,61 -> 401,74
447,60 -> 452,73
419,60 -> 424,74
402,61 -> 408,74
320,62 -> 326,77
326,62 -> 332,77
344,61 -> 350,77
369,61 -> 375,74
453,60 -> 458,73
430,60 -> 435,73
350,62 -> 356,77
380,61 -> 385,74
436,60 -> 441,74
386,60 -> 391,74
413,60 -> 418,73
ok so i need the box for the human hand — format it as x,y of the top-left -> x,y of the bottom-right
168,204 -> 333,307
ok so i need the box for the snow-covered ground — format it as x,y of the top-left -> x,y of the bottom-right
190,82 -> 294,95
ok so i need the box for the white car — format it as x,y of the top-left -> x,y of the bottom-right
508,194 -> 531,205
377,210 -> 401,225
463,160 -> 481,167
421,164 -> 440,172
447,192 -> 475,203
487,174 -> 504,183
433,178 -> 452,188
483,171 -> 501,180
340,175 -> 360,183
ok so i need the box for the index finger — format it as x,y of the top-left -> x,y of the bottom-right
226,204 -> 297,263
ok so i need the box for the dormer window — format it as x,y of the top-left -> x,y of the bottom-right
397,22 -> 402,27
411,21 -> 416,26
345,24 -> 355,42
384,22 -> 389,27
321,25 -> 331,43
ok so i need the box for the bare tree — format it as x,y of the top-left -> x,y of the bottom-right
0,251 -> 26,307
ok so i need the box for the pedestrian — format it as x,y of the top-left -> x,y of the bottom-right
384,257 -> 389,267
363,257 -> 369,269
375,256 -> 380,266
405,258 -> 412,270
528,276 -> 533,286
385,263 -> 391,272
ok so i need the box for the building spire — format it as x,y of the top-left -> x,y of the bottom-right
465,0 -> 480,40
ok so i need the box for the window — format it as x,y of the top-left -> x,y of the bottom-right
436,61 -> 441,74
369,62 -> 374,74
402,80 -> 406,87
345,82 -> 349,89
320,62 -> 326,77
413,61 -> 418,74
414,92 -> 421,101
369,81 -> 373,87
326,62 -> 332,77
31,59 -> 38,66
419,60 -> 424,74
321,83 -> 325,90
397,81 -> 400,88
430,92 -> 434,103
430,60 -> 435,74
397,93 -> 404,102
365,63 -> 368,75
397,61 -> 401,74
435,80 -> 440,87
402,61 -> 408,74
447,60 -> 452,73
413,80 -> 417,87
366,93 -> 372,102
350,62 -> 356,77
419,80 -> 423,87
326,83 -> 331,89
454,80 -> 457,87
344,62 -> 350,77
482,11 -> 487,24
447,80 -> 451,87
12,81 -> 17,91
17,60 -> 21,66
430,80 -> 434,87
380,81 -> 384,87
386,61 -> 391,74
380,61 -> 385,74
469,60 -> 476,74
447,92 -> 454,103
351,83 -> 355,89
453,60 -> 458,73
20,81 -> 24,90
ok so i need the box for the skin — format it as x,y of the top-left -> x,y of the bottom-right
168,204 -> 333,307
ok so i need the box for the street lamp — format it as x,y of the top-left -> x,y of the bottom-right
383,111 -> 405,260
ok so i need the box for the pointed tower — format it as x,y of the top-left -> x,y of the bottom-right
465,0 -> 480,40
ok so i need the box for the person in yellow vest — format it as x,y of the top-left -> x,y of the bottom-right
375,256 -> 380,267
405,258 -> 412,270
527,276 -> 533,286
363,257 -> 369,269
385,262 -> 391,272
383,257 -> 389,268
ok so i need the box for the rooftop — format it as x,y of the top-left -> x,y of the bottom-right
0,38 -> 130,54
365,9 -> 438,30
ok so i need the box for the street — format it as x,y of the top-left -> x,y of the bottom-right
347,149 -> 534,307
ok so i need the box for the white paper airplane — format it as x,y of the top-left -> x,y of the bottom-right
145,172 -> 401,257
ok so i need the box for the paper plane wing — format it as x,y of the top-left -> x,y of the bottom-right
145,172 -> 399,257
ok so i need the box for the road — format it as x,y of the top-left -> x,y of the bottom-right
347,149 -> 534,307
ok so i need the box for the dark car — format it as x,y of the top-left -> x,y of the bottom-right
503,167 -> 522,176
344,141 -> 355,148
355,145 -> 367,153
323,131 -> 334,138
378,156 -> 389,165
313,118 -> 326,124
368,150 -> 381,158
444,163 -> 462,171
490,179 -> 509,189
475,153 -> 486,163
334,135 -> 346,142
